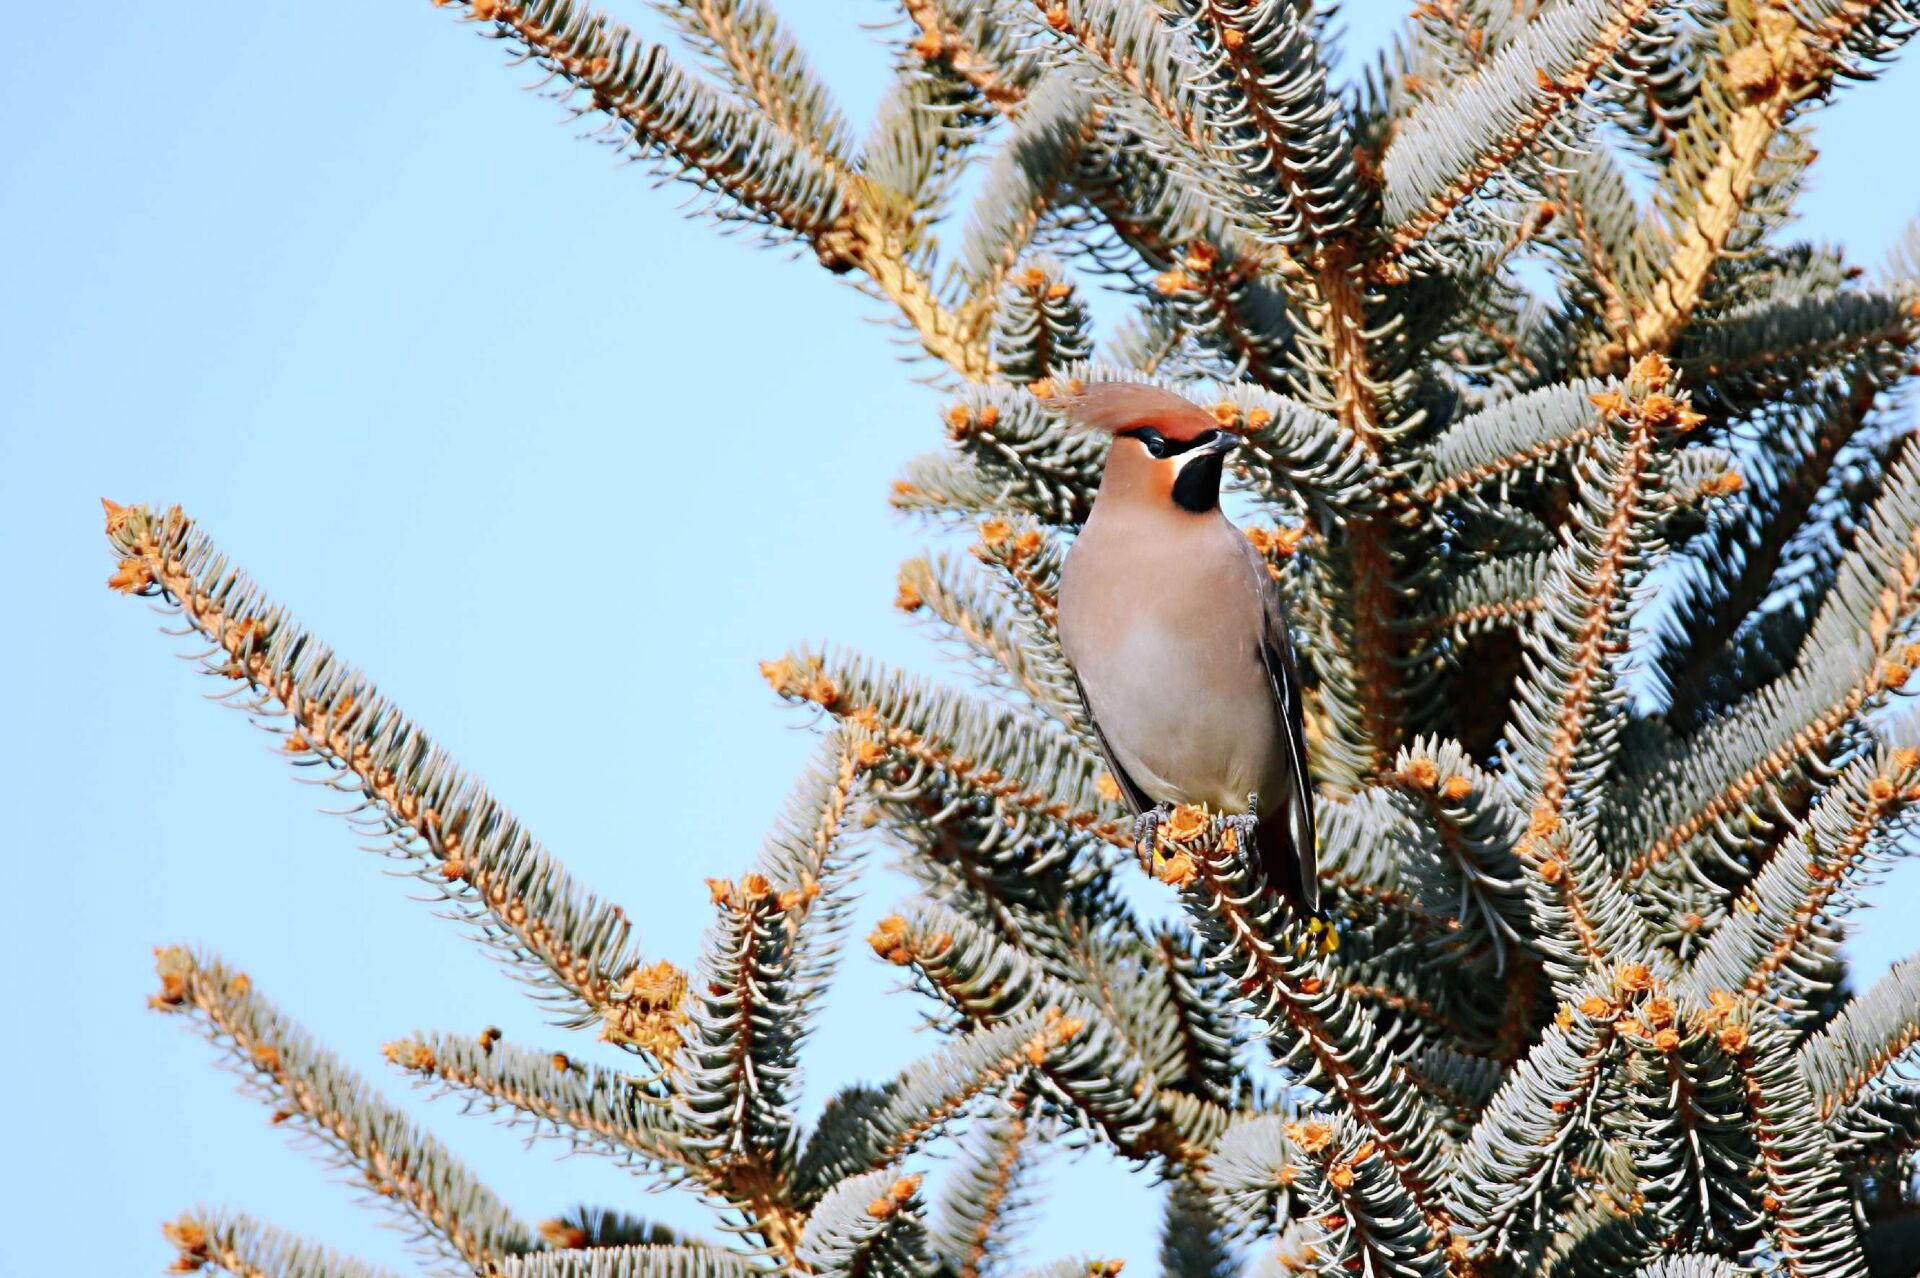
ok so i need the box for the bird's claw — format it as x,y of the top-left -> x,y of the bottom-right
1133,804 -> 1171,869
1221,792 -> 1265,882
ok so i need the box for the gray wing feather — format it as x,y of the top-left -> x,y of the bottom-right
1247,541 -> 1320,912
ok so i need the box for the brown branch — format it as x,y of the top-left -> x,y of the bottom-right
105,504 -> 667,1048
1740,757 -> 1918,998
153,951 -> 524,1274
1154,822 -> 1458,1253
1629,3 -> 1884,354
1382,0 -> 1659,261
440,0 -> 991,378
1512,366 -> 1673,966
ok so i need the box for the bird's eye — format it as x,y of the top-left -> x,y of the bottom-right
1142,433 -> 1168,458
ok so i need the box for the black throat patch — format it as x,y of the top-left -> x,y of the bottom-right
1171,452 -> 1226,513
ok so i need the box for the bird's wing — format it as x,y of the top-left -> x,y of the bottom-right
1248,540 -> 1320,914
1070,671 -> 1155,815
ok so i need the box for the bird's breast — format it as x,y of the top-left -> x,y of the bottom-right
1060,523 -> 1280,812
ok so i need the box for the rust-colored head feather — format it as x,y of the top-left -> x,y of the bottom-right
1052,381 -> 1220,443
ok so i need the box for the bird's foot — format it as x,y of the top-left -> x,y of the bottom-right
1132,804 -> 1172,871
1223,793 -> 1261,863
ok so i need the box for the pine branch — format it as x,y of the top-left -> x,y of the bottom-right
384,1032 -> 689,1175
1380,0 -> 1660,261
164,1209 -> 404,1278
1800,952 -> 1920,1138
103,504 -> 659,1043
1630,0 -> 1916,354
503,1247 -> 758,1278
149,949 -> 532,1273
930,1093 -> 1032,1278
1142,816 -> 1456,1248
431,0 -> 991,378
1617,452 -> 1920,883
1500,361 -> 1694,986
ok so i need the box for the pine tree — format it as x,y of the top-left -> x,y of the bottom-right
106,1 -> 1920,1275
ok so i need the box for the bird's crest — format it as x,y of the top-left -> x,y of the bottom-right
1048,381 -> 1221,442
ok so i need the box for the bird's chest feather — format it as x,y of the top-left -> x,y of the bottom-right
1060,521 -> 1276,809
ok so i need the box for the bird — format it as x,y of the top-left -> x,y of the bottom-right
1053,381 -> 1320,917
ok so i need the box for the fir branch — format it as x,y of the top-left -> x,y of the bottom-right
1676,745 -> 1920,1009
1800,952 -> 1920,1134
383,1031 -> 690,1175
679,875 -> 806,1168
1160,1177 -> 1235,1278
870,909 -> 1166,1160
1202,1114 -> 1298,1233
644,0 -> 849,163
1446,965 -> 1628,1257
504,1247 -> 757,1278
149,949 -> 532,1273
930,1093 -> 1032,1278
1380,0 -> 1660,260
1677,287 -> 1919,403
745,728 -> 873,1027
896,549 -> 1086,739
795,1017 -> 1078,1191
103,503 -> 659,1043
1415,379 -> 1610,503
432,0 -> 990,378
990,262 -> 1095,386
1731,1018 -> 1872,1277
759,646 -> 1125,846
1144,817 -> 1455,1246
1288,1115 -> 1449,1278
1183,0 -> 1366,250
954,75 -> 1100,297
1500,361 -> 1692,985
797,1170 -> 935,1278
535,1208 -> 687,1251
163,1209 -> 404,1278
1618,452 -> 1920,883
1417,551 -> 1550,639
900,0 -> 1037,108
1386,739 -> 1530,969
1633,1257 -> 1751,1278
1630,1 -> 1914,354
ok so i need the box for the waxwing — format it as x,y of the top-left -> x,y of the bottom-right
1054,382 -> 1319,916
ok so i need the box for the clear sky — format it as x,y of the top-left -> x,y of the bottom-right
4,5 -> 1918,1274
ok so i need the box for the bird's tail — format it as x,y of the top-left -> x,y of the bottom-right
1256,804 -> 1323,920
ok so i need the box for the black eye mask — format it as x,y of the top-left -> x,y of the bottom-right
1116,425 -> 1225,459
1116,426 -> 1228,512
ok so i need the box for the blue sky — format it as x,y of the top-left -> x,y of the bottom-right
4,4 -> 1918,1273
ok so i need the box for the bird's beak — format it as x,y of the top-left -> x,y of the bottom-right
1197,432 -> 1240,457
